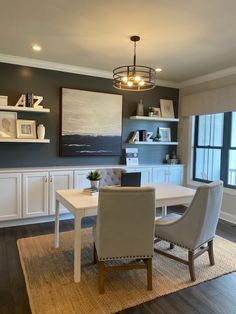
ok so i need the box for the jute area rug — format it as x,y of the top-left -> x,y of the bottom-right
17,228 -> 236,314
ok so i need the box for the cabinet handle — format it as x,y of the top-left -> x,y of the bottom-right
50,176 -> 53,183
44,176 -> 48,183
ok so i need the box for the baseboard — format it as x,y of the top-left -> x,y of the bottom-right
220,211 -> 236,225
0,213 -> 74,228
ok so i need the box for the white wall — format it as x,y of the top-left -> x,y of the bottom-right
178,77 -> 236,224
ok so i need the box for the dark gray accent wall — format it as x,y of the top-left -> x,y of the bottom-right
0,62 -> 179,168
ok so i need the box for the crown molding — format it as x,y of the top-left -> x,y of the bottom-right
0,53 -> 179,88
179,65 -> 236,88
0,53 -> 112,79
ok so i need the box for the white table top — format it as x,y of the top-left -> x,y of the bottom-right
56,183 -> 195,211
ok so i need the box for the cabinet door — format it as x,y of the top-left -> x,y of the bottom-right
74,170 -> 92,189
152,166 -> 168,183
49,171 -> 74,214
23,172 -> 48,218
0,173 -> 21,221
167,166 -> 183,185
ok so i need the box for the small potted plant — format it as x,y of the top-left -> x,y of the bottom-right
148,107 -> 155,117
86,170 -> 102,189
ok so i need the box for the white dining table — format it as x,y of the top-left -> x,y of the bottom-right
54,183 -> 195,282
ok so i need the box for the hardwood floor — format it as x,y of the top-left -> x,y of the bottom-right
0,211 -> 235,314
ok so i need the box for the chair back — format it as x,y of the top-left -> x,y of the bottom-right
180,181 -> 223,249
95,186 -> 156,260
98,168 -> 125,187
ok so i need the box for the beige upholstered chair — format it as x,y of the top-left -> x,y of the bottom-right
93,186 -> 156,293
98,168 -> 125,187
154,181 -> 223,281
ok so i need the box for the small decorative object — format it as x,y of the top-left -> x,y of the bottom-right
139,130 -> 147,141
146,131 -> 153,142
0,95 -> 8,106
154,127 -> 161,141
160,99 -> 175,118
86,170 -> 102,189
153,107 -> 161,117
129,131 -> 139,143
15,94 -> 44,108
136,99 -> 144,116
0,112 -> 16,138
148,107 -> 155,117
37,124 -> 45,139
33,95 -> 43,108
16,120 -> 36,139
125,148 -> 139,166
159,127 -> 171,142
15,94 -> 26,107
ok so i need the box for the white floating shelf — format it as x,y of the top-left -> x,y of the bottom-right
0,138 -> 50,143
129,116 -> 179,122
0,105 -> 50,113
128,141 -> 178,145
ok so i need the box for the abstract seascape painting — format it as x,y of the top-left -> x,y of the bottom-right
60,88 -> 123,156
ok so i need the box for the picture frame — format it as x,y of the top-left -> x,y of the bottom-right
60,88 -> 123,156
159,127 -> 171,142
16,120 -> 36,139
153,107 -> 161,117
160,99 -> 175,118
0,112 -> 17,138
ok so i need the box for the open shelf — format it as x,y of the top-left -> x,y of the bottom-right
128,141 -> 178,145
129,116 -> 179,122
0,138 -> 50,143
0,105 -> 50,113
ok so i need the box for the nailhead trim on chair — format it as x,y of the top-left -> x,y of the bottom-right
98,254 -> 153,261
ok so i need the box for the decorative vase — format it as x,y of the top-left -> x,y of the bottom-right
136,99 -> 144,116
37,124 -> 45,139
90,180 -> 99,189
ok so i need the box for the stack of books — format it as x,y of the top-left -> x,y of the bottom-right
83,187 -> 99,195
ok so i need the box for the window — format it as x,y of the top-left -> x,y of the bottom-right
193,112 -> 236,188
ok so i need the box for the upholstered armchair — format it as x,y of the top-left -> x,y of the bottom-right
93,186 -> 156,293
154,181 -> 223,281
98,168 -> 125,187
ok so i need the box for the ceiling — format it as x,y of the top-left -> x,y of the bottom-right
1,0 -> 236,83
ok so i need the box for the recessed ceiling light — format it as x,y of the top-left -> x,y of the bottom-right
32,44 -> 42,52
155,68 -> 162,72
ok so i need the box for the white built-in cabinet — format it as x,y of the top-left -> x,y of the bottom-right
0,173 -> 21,221
23,172 -> 49,218
49,171 -> 74,214
152,166 -> 183,185
23,171 -> 74,217
0,165 -> 183,225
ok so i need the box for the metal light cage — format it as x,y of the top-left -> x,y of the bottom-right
113,36 -> 157,92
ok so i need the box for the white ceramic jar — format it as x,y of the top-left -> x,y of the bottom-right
37,124 -> 45,139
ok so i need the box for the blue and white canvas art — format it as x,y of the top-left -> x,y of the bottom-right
60,88 -> 123,156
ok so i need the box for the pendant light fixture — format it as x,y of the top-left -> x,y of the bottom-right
113,36 -> 157,91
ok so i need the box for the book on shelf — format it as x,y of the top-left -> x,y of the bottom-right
83,187 -> 99,195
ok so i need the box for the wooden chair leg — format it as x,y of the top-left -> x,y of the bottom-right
147,258 -> 152,290
98,261 -> 105,294
208,240 -> 215,265
93,243 -> 97,264
188,250 -> 196,281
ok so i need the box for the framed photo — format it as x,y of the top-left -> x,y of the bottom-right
159,127 -> 171,142
153,107 -> 161,117
60,88 -> 123,156
16,120 -> 36,139
0,112 -> 16,138
160,99 -> 175,118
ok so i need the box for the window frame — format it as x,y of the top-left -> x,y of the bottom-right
193,112 -> 236,189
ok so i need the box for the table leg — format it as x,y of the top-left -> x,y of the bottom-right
74,212 -> 83,283
162,205 -> 167,216
55,199 -> 60,248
